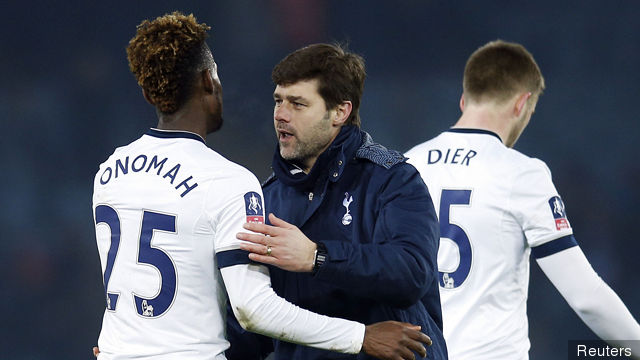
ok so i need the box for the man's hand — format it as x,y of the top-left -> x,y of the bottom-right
362,321 -> 432,360
93,346 -> 99,358
237,213 -> 317,272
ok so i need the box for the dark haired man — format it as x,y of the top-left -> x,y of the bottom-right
92,13 -> 431,360
233,43 -> 447,359
405,40 -> 640,359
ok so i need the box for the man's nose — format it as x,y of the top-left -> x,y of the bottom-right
274,104 -> 290,122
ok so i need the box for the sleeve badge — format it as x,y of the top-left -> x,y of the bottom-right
548,196 -> 570,230
244,192 -> 264,224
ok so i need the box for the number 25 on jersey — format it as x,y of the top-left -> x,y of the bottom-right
95,205 -> 178,318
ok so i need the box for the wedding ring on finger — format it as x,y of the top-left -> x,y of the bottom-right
266,245 -> 272,256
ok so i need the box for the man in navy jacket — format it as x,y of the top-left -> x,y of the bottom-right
230,43 -> 447,360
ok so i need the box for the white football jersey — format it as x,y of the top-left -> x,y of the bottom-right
93,129 -> 266,360
405,129 -> 576,360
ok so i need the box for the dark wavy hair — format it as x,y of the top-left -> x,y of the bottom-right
272,43 -> 366,127
126,11 -> 213,114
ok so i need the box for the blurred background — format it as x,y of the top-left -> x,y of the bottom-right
1,0 -> 638,358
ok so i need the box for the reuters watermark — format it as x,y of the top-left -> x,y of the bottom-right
568,340 -> 639,359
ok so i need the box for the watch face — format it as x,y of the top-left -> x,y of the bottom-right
313,245 -> 327,273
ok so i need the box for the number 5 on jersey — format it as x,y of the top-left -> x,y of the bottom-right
95,205 -> 177,318
438,189 -> 473,289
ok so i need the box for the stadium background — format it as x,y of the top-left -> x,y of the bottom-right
1,1 -> 638,358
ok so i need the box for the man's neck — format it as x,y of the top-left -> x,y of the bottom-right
453,105 -> 509,145
156,105 -> 207,141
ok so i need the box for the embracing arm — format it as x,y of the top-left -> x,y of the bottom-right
536,244 -> 640,354
221,263 -> 364,353
221,262 -> 431,359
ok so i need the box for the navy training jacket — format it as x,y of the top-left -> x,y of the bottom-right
226,126 -> 447,360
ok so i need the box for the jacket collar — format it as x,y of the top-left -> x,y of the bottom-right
271,125 -> 362,190
355,132 -> 405,169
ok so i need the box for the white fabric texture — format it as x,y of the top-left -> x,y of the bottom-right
222,264 -> 365,354
537,246 -> 640,353
405,130 -> 573,360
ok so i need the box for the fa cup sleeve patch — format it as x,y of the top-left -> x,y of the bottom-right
548,196 -> 570,230
244,192 -> 264,224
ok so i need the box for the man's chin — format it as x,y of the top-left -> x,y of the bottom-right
279,149 -> 293,160
279,150 -> 301,163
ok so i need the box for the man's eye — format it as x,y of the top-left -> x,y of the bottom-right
274,99 -> 283,105
293,102 -> 305,108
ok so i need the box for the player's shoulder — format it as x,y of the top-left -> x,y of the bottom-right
177,142 -> 253,177
198,150 -> 260,186
220,158 -> 261,184
191,152 -> 263,213
94,137 -> 142,176
504,147 -> 551,176
404,134 -> 443,157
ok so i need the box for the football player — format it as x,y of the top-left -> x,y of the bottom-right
405,40 -> 640,359
92,11 -> 430,360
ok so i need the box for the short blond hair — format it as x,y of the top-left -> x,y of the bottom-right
463,40 -> 545,104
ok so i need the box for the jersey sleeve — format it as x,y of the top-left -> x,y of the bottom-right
221,263 -> 365,354
510,158 -> 575,250
537,246 -> 640,349
204,168 -> 266,268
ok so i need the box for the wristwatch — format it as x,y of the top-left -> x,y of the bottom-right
313,243 -> 327,274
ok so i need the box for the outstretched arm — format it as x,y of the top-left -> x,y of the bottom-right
536,245 -> 640,356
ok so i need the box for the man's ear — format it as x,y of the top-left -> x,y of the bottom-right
333,101 -> 353,126
142,88 -> 154,105
202,69 -> 215,94
514,92 -> 532,116
459,93 -> 465,112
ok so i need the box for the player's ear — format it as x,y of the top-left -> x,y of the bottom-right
459,94 -> 466,112
202,69 -> 215,94
332,101 -> 352,127
142,89 -> 154,106
514,92 -> 532,116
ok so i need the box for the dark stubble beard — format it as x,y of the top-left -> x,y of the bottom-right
281,111 -> 333,168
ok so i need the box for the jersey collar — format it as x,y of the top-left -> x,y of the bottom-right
146,128 -> 206,144
447,128 -> 502,143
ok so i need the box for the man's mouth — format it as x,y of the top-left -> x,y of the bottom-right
278,129 -> 294,141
